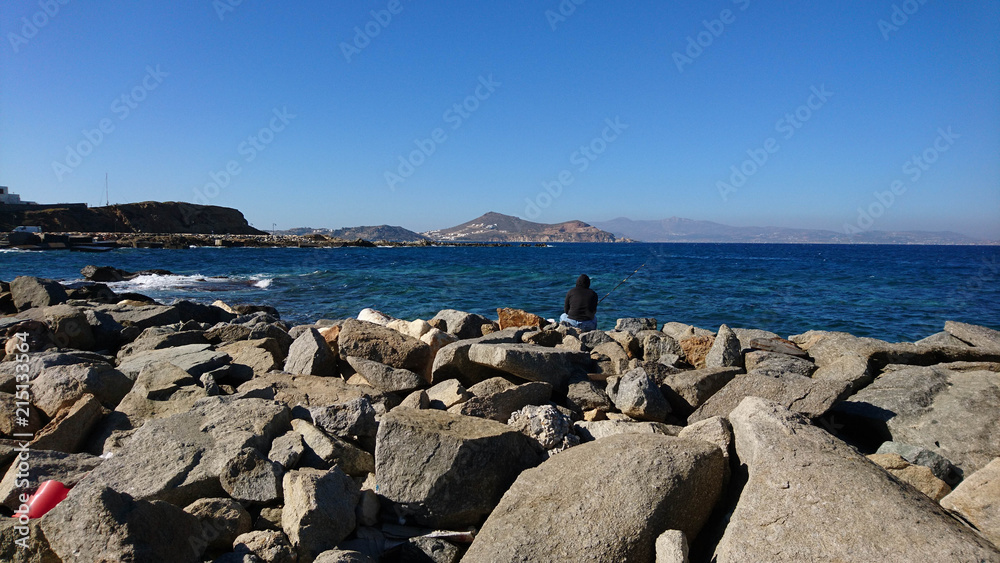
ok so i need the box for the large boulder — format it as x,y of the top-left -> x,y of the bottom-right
573,420 -> 679,442
0,449 -> 102,510
116,327 -> 209,361
711,397 -> 1000,561
78,396 -> 290,506
219,338 -> 286,377
115,343 -> 230,380
836,365 -> 1000,476
36,304 -> 96,350
10,276 -> 68,311
374,408 -> 539,528
429,329 -> 527,386
704,324 -> 743,369
453,378 -> 552,422
429,309 -> 496,339
744,350 -> 816,377
31,363 -> 132,417
497,307 -> 546,330
345,356 -> 425,393
945,321 -> 1000,349
462,433 -> 726,563
238,372 -> 380,409
282,468 -> 360,562
338,319 -> 431,374
941,457 -> 1000,547
615,318 -> 658,333
285,328 -> 338,376
466,343 -> 589,387
688,372 -> 850,424
659,367 -> 740,417
607,368 -> 670,422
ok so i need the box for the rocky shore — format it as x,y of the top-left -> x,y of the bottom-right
1,274 -> 999,562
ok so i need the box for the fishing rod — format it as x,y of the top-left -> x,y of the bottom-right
599,262 -> 646,303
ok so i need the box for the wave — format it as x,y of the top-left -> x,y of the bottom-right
103,273 -> 271,293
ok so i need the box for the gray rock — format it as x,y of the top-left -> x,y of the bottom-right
268,430 -> 306,469
455,379 -> 552,422
655,530 -> 689,563
291,419 -> 374,477
393,537 -> 459,563
579,330 -> 614,348
11,276 -> 67,311
338,319 -> 431,374
0,449 -> 101,510
314,549 -> 376,563
705,324 -> 743,369
237,372 -> 379,410
565,376 -> 613,414
744,350 -> 817,378
184,497 -> 253,551
233,530 -> 298,563
116,343 -> 230,380
116,327 -> 208,361
688,372 -> 851,424
426,379 -> 471,410
30,393 -> 105,453
462,434 -> 725,563
608,367 -> 670,422
573,420 -> 680,442
940,457 -> 1000,548
876,441 -> 962,485
507,404 -> 576,451
285,328 -> 338,376
0,517 -> 59,563
221,447 -> 284,504
79,397 -> 290,506
746,335 -> 809,357
40,482 -> 205,563
916,331 -> 971,347
0,391 -> 44,436
467,343 -> 590,387
37,304 -> 96,350
31,362 -> 132,417
945,320 -> 1000,348
661,322 -> 714,341
282,468 -> 360,562
639,331 -> 682,363
220,338 -> 287,377
345,356 -> 425,393
837,365 -> 1000,476
659,367 -> 741,416
590,341 -> 631,375
607,330 -> 642,359
429,309 -> 495,339
615,318 -> 658,333
399,389 -> 429,409
429,328 -> 527,386
310,397 -> 377,439
374,408 -> 540,528
711,397 -> 1000,562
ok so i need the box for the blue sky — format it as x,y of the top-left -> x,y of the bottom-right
2,1 -> 998,238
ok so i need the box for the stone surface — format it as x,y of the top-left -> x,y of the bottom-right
688,372 -> 851,424
39,304 -> 96,350
282,467 -> 360,562
705,324 -> 743,369
291,419 -> 374,477
31,392 -> 105,453
313,549 -> 376,563
565,375 -> 613,414
345,356 -> 425,393
875,441 -> 962,485
40,482 -> 205,563
79,397 -> 290,506
615,318 -> 658,333
0,517 -> 59,563
115,343 -> 230,380
116,327 -> 208,361
746,336 -> 808,357
374,408 -> 540,528
467,343 -> 589,387
945,320 -> 1000,348
426,379 -> 471,410
184,497 -> 253,551
655,530 -> 689,563
659,367 -> 741,416
238,372 -> 378,410
310,397 -> 377,439
679,336 -> 714,369
573,420 -> 679,442
268,430 -> 306,469
744,350 -> 816,377
941,457 -> 1000,547
221,447 -> 284,504
338,319 -> 431,374
455,379 -> 552,422
507,404 -> 576,451
429,309 -> 496,339
678,416 -> 733,471
607,330 -> 642,359
608,367 -> 670,422
0,449 -> 102,510
429,328 -> 527,386
233,530 -> 298,563
462,434 -> 725,563
590,341 -> 631,375
31,362 -> 132,417
11,276 -> 68,311
867,454 -> 952,501
836,365 -> 1000,476
0,392 -> 45,436
285,328 -> 338,377
220,338 -> 287,377
662,322 -> 714,341
711,397 -> 1000,562
639,331 -> 682,363
357,307 -> 395,326
497,307 -> 546,330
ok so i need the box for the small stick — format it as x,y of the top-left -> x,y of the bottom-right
599,262 -> 646,304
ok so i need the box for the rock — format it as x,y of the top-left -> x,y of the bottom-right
565,375 -> 613,414
462,433 -> 725,563
875,441 -> 962,485
524,329 -> 565,347
81,265 -> 129,282
0,392 -> 44,436
345,356 -> 425,393
390,536 -> 460,563
220,338 -> 287,377
456,379 -> 552,422
79,397 -> 290,506
357,308 -> 396,326
590,341 -> 631,375
420,327 -> 457,361
678,416 -> 733,470
747,336 -> 808,357
608,367 -> 671,422
426,379 -> 471,410
661,322 -> 714,341
659,367 -> 740,417
467,343 -> 589,387
285,328 -> 338,377
429,309 -> 496,339
744,350 -> 816,377
374,408 -> 540,527
867,454 -> 952,501
945,320 -> 1000,348
37,304 -> 96,350
31,363 -> 132,417
688,372 -> 851,425
268,430 -> 306,469
941,457 -> 1000,547
310,397 -> 377,439
31,393 -> 105,453
116,327 -> 209,360
238,372 -> 380,410
580,330 -> 614,348
655,530 -> 689,563
233,530 -> 298,563
705,324 -> 743,369
399,389 -> 429,409
338,319 -> 431,374
917,331 -> 972,347
221,447 -> 284,504
615,317 -> 658,333
184,497 -> 253,551
40,482 -> 206,563
507,404 -> 576,451
291,419 -> 374,477
355,488 -> 380,527
0,517 -> 59,563
607,330 -> 642,359
429,328 -> 528,386
497,307 -> 546,330
282,467 -> 360,561
116,343 -> 230,380
0,449 -> 101,510
314,549 -> 376,563
573,420 -> 679,442
639,331 -> 682,363
10,277 -> 68,311
679,335 -> 714,369
836,365 -> 1000,476
256,507 -> 284,532
714,397 -> 1000,561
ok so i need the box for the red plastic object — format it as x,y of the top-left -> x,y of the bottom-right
25,480 -> 71,519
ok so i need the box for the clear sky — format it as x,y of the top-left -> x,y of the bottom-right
2,1 -> 998,238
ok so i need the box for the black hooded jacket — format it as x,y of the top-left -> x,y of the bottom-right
564,274 -> 598,321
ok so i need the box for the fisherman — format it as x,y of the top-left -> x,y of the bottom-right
560,274 -> 598,331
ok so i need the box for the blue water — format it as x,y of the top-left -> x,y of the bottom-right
2,243 -> 998,343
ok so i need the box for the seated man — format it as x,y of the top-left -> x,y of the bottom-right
559,274 -> 598,331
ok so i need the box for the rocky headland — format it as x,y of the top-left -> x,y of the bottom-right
1,274 -> 999,562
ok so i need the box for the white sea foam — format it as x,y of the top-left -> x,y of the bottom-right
252,277 -> 273,289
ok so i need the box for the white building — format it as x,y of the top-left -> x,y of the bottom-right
0,186 -> 23,205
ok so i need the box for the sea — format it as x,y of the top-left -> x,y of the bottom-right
1,243 -> 998,343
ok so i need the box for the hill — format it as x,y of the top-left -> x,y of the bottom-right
423,212 -> 617,243
0,201 -> 265,235
276,225 -> 428,242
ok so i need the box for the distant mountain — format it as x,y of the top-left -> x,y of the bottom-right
276,225 -> 428,242
592,217 -> 986,245
423,212 -> 618,243
0,201 -> 265,235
